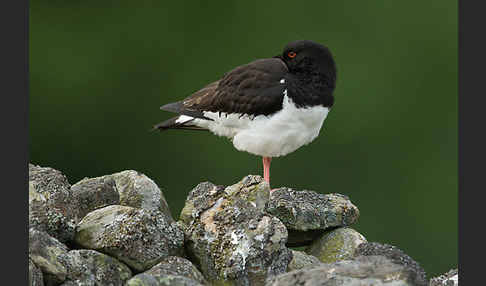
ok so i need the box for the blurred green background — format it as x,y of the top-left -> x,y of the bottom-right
29,0 -> 457,278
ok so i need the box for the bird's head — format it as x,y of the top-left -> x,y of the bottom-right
275,40 -> 337,90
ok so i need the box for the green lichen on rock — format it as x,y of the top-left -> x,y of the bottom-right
306,227 -> 367,263
266,188 -> 360,231
266,188 -> 360,248
29,258 -> 44,286
29,164 -> 77,244
126,274 -> 204,286
29,229 -> 69,286
287,250 -> 322,272
71,170 -> 173,221
70,176 -> 120,221
267,255 -> 422,286
74,205 -> 184,272
354,242 -> 428,286
125,256 -> 207,286
180,175 -> 292,286
58,249 -> 132,285
112,170 -> 173,220
146,256 -> 207,284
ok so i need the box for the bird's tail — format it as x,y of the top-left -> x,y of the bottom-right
151,116 -> 207,132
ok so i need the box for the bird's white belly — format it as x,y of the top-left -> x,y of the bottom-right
194,95 -> 330,157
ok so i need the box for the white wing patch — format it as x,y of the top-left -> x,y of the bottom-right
175,115 -> 194,124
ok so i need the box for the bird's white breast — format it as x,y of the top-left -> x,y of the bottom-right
192,92 -> 330,157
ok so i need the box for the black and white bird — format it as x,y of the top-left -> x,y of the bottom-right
153,40 -> 336,189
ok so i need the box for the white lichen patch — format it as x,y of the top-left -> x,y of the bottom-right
450,274 -> 458,284
231,232 -> 251,268
230,231 -> 239,245
180,175 -> 292,285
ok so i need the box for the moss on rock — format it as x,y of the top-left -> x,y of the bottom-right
306,227 -> 367,263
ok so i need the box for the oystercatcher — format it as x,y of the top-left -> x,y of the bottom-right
153,40 -> 337,189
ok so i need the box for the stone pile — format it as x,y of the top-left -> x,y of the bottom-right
28,163 -> 458,286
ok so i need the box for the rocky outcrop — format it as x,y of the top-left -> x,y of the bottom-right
28,163 -> 457,286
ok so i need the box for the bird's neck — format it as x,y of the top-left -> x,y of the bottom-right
287,69 -> 335,108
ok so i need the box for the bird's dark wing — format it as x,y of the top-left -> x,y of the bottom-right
161,58 -> 289,118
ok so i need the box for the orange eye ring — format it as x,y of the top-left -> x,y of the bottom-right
288,51 -> 297,58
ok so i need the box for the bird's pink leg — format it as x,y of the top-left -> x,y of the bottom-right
262,156 -> 272,188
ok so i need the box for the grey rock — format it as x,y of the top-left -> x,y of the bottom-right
58,249 -> 132,286
266,255 -> 423,286
180,175 -> 292,286
355,242 -> 427,286
74,205 -> 184,272
126,274 -> 204,286
287,250 -> 322,272
306,227 -> 367,263
29,258 -> 44,286
70,176 -> 120,221
29,228 -> 69,286
29,163 -> 77,243
266,188 -> 360,246
113,170 -> 173,219
126,257 -> 207,286
144,256 -> 207,284
71,170 -> 173,221
429,269 -> 458,286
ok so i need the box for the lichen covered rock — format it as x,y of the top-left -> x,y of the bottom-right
29,258 -> 44,286
126,275 -> 204,286
429,268 -> 458,286
70,176 -> 120,221
71,170 -> 173,221
180,175 -> 292,286
267,255 -> 424,286
58,249 -> 132,285
126,256 -> 207,286
147,256 -> 206,284
112,170 -> 173,219
266,188 -> 359,247
29,164 -> 77,243
29,228 -> 69,286
306,227 -> 367,263
74,205 -> 184,272
287,250 -> 322,272
355,242 -> 427,286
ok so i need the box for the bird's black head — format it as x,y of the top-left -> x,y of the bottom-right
276,40 -> 337,91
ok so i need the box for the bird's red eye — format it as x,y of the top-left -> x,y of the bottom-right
288,51 -> 297,58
